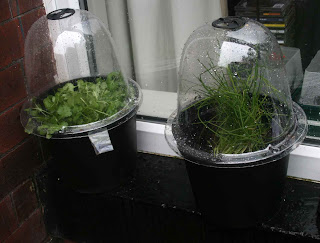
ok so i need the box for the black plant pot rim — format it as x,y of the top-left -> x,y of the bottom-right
165,102 -> 308,168
21,78 -> 142,139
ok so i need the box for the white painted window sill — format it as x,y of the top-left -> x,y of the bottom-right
136,120 -> 320,182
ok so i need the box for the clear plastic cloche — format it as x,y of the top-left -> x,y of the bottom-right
165,17 -> 307,166
20,9 -> 141,138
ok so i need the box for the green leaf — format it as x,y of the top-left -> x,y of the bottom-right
43,95 -> 56,110
24,118 -> 35,134
25,73 -> 127,139
57,105 -> 72,118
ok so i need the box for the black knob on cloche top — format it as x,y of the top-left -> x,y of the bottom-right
212,17 -> 246,30
47,8 -> 75,20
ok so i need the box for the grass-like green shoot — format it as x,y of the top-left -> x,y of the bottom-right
185,56 -> 285,155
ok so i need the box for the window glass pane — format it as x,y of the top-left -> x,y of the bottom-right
86,0 -> 228,121
228,0 -> 320,144
86,0 -> 320,142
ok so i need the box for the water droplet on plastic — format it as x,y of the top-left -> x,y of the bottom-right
270,147 -> 280,153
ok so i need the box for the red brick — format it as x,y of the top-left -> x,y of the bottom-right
0,19 -> 24,69
0,0 -> 11,22
0,101 -> 28,154
4,209 -> 47,243
12,180 -> 38,224
20,7 -> 45,39
0,137 -> 42,200
0,195 -> 18,242
10,0 -> 43,17
0,63 -> 27,112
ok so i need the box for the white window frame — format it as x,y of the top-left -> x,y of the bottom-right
43,0 -> 80,14
43,0 -> 320,183
136,120 -> 320,182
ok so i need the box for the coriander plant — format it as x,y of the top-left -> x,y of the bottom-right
24,72 -> 128,138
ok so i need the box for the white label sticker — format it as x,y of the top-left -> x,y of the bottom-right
89,129 -> 114,155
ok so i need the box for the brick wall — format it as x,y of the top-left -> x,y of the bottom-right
0,0 -> 48,242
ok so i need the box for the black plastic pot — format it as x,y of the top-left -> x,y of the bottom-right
45,111 -> 137,193
168,105 -> 290,227
185,155 -> 289,228
166,101 -> 308,228
164,15 -> 308,229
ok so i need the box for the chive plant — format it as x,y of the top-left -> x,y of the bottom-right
185,56 -> 284,155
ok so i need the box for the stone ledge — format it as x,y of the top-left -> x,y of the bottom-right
36,152 -> 320,242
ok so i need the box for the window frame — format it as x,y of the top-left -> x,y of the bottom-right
136,120 -> 320,182
43,0 -> 80,14
43,0 -> 320,183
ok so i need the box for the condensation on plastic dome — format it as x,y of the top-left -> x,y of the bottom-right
165,17 -> 307,167
24,8 -> 130,96
21,9 -> 142,137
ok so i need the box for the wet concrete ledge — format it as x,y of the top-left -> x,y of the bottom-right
36,152 -> 320,242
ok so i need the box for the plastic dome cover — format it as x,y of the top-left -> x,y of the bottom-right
21,9 -> 141,138
165,17 -> 307,166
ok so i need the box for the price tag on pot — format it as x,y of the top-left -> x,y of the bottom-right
88,129 -> 114,155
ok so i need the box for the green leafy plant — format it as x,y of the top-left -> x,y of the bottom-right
25,72 -> 128,138
185,56 -> 287,155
